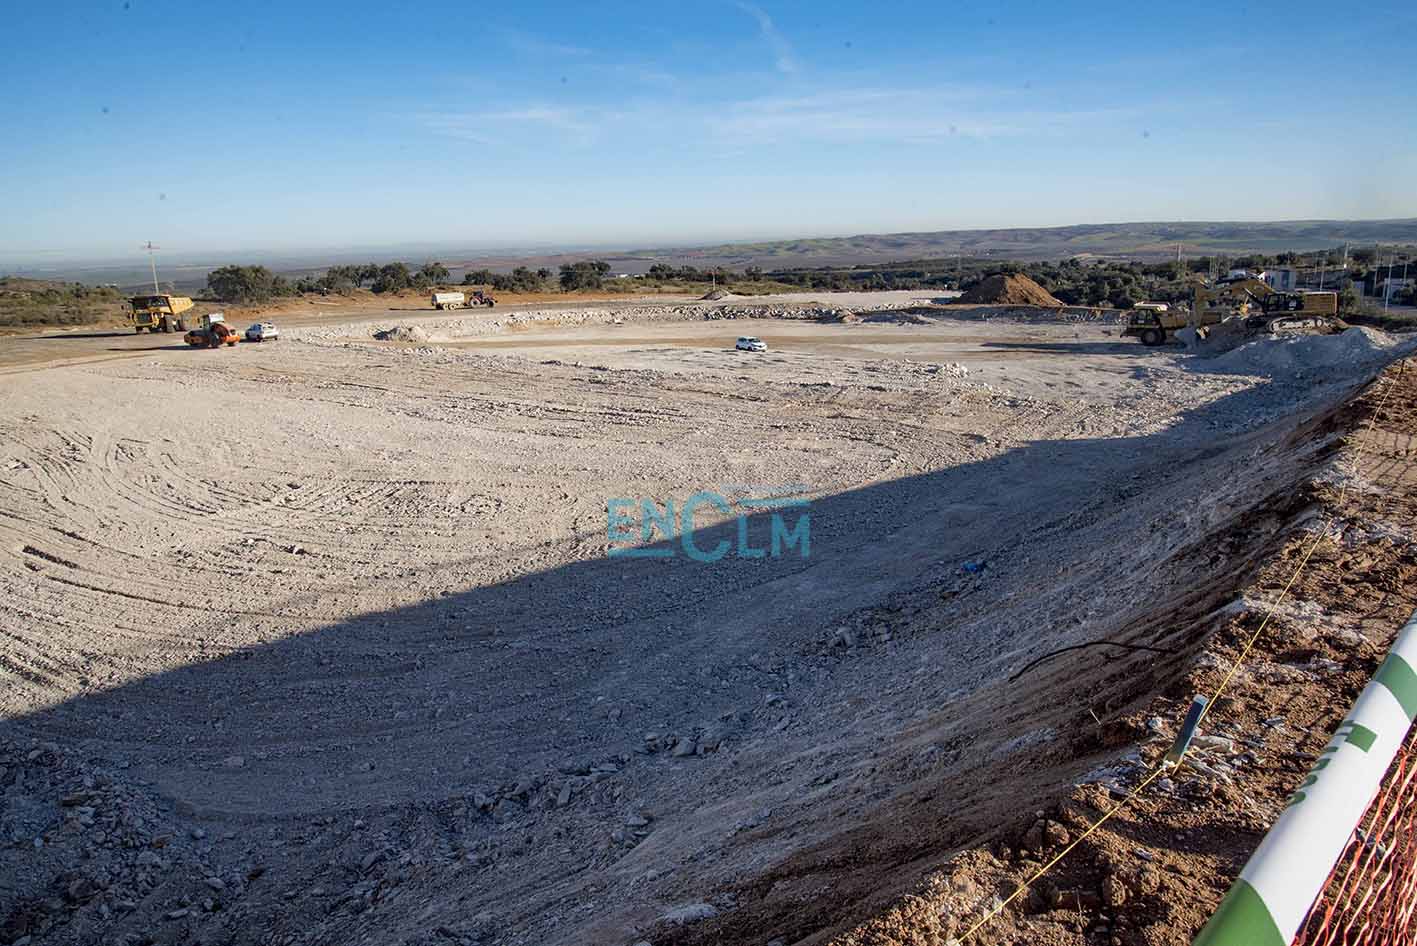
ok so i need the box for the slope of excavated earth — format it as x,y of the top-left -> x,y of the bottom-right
0,306 -> 1412,946
694,360 -> 1417,946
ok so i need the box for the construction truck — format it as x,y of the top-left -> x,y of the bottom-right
1121,301 -> 1204,346
183,313 -> 241,349
431,290 -> 496,310
1123,276 -> 1341,346
129,294 -> 195,334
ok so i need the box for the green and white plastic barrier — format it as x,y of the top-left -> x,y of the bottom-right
1193,611 -> 1417,946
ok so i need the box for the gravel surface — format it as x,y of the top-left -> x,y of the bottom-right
0,302 -> 1410,946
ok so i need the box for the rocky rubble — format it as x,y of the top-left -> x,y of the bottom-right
299,301 -> 900,346
0,737 -> 254,946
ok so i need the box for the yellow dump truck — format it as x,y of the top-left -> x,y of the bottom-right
129,294 -> 195,334
1122,302 -> 1219,346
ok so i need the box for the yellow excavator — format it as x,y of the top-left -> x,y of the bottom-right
1123,275 -> 1340,346
1193,276 -> 1337,321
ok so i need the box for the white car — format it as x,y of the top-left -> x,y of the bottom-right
735,336 -> 767,352
245,322 -> 280,342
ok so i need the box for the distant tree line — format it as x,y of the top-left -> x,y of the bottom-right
750,247 -> 1412,309
643,263 -> 744,283
558,260 -> 612,291
463,266 -> 553,293
206,265 -> 298,303
202,244 -> 1416,309
207,261 -> 456,301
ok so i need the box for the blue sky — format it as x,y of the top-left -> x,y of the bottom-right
3,0 -> 1415,262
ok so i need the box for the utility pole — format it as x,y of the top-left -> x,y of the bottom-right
142,241 -> 161,294
1384,255 -> 1395,311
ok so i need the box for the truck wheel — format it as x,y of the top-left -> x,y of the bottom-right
1140,328 -> 1164,346
134,327 -> 143,334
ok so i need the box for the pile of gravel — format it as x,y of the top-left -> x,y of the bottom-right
372,325 -> 431,343
1200,326 -> 1413,378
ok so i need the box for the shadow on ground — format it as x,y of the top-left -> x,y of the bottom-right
0,368 -> 1382,946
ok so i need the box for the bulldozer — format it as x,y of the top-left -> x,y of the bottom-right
1122,276 -> 1341,346
129,294 -> 195,334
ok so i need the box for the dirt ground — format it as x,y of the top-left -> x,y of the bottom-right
0,299 -> 1412,946
0,290 -> 949,374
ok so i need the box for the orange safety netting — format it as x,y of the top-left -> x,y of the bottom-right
1293,731 -> 1417,946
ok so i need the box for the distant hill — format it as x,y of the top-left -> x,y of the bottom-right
11,219 -> 1417,290
0,276 -> 126,330
618,219 -> 1417,270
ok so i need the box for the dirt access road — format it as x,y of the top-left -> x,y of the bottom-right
441,317 -> 1138,400
0,300 -> 1410,946
0,290 -> 951,374
0,295 -> 696,374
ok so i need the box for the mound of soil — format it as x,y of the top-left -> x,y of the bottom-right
1199,326 -> 1411,378
858,309 -> 933,325
373,324 -> 431,343
958,273 -> 1062,307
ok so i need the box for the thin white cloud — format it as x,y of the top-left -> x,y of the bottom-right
735,2 -> 799,75
498,28 -> 591,58
418,85 -> 1136,150
716,88 -> 1116,143
420,106 -> 598,146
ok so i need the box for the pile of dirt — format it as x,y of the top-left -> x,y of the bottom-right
858,309 -> 934,325
372,324 -> 430,343
1198,326 -> 1415,379
957,273 -> 1063,307
1177,316 -> 1251,355
701,289 -> 734,301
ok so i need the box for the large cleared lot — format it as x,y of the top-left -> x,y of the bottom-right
1,299 -> 1407,945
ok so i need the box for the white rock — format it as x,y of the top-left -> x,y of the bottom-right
661,902 -> 719,925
